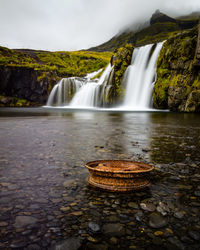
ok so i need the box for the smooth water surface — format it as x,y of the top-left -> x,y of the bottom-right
0,108 -> 200,249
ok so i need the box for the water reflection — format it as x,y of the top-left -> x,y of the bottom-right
149,113 -> 200,163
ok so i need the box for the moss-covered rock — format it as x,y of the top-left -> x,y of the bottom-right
185,90 -> 200,112
110,44 -> 134,104
153,26 -> 200,112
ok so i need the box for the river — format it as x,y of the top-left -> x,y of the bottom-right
0,108 -> 200,249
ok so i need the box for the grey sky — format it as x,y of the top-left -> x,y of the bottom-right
0,0 -> 200,51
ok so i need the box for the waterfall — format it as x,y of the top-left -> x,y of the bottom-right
46,43 -> 163,110
46,77 -> 86,106
69,63 -> 114,107
123,42 -> 163,109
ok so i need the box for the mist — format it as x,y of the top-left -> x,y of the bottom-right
0,0 -> 200,51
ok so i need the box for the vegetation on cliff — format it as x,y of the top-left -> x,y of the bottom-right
0,46 -> 112,107
153,26 -> 200,112
0,47 -> 112,77
110,44 -> 134,103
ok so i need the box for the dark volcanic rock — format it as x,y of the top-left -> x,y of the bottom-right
150,10 -> 177,25
0,66 -> 58,106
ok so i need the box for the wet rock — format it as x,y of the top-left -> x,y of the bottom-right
10,241 -> 27,248
109,237 -> 118,245
174,211 -> 185,219
0,221 -> 8,227
34,198 -> 48,203
152,237 -> 163,246
14,216 -> 38,228
27,244 -> 41,250
86,243 -> 108,250
88,222 -> 101,235
188,230 -> 200,241
149,212 -> 168,228
128,202 -> 138,209
0,197 -> 12,203
51,237 -> 81,250
63,180 -> 75,187
167,237 -> 185,250
135,211 -> 144,222
103,223 -> 125,236
140,202 -> 156,212
194,191 -> 200,197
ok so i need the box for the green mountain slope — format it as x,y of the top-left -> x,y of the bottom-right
89,11 -> 199,52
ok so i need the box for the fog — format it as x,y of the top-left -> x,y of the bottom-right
0,0 -> 200,51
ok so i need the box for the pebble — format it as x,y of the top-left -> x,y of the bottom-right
188,230 -> 200,241
14,216 -> 38,228
88,222 -> 101,235
0,221 -> 8,227
103,223 -> 125,236
149,213 -> 168,229
140,202 -> 156,212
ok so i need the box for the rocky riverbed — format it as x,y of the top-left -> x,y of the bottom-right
0,108 -> 200,250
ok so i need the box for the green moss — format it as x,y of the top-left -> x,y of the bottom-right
0,46 -> 112,78
153,26 -> 200,111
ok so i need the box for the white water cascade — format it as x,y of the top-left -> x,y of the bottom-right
46,42 -> 163,110
123,42 -> 163,110
70,63 -> 114,107
46,77 -> 86,106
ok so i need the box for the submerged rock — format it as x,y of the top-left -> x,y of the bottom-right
149,212 -> 168,228
51,238 -> 81,250
14,216 -> 38,228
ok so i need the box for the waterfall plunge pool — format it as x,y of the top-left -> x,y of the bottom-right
0,108 -> 200,248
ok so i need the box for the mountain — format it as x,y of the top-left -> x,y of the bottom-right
89,10 -> 199,52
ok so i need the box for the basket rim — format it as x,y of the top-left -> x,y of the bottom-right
85,160 -> 154,174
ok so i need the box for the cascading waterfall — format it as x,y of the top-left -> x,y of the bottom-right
46,42 -> 163,110
70,63 -> 114,107
123,42 -> 163,109
46,77 -> 86,106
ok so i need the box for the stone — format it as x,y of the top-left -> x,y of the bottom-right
174,211 -> 185,219
10,241 -> 27,248
149,213 -> 168,229
51,237 -> 81,250
140,202 -> 156,212
0,221 -> 8,227
14,216 -> 38,228
103,223 -> 125,236
27,244 -> 41,250
63,180 -> 75,187
188,230 -> 200,241
154,231 -> 164,236
167,237 -> 185,250
60,206 -> 70,212
128,202 -> 138,209
109,237 -> 118,245
70,211 -> 83,216
88,222 -> 101,235
86,243 -> 108,250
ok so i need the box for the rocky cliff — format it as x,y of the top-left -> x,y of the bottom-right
0,46 -> 112,106
153,26 -> 200,112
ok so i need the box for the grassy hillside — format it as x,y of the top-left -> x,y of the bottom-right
0,46 -> 112,77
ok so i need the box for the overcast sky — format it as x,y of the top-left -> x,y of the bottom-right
0,0 -> 200,51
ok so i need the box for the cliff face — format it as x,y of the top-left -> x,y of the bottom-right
153,26 -> 200,112
0,46 -> 112,106
0,67 -> 58,106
